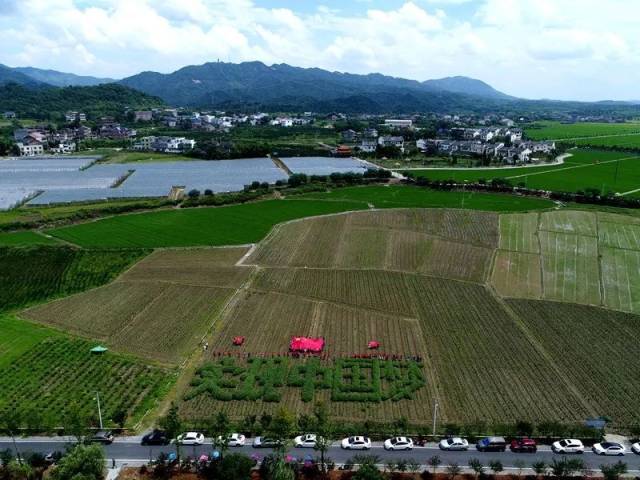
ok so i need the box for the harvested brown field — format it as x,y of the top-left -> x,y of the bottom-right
508,299 -> 640,426
409,276 -> 590,423
120,248 -> 253,288
22,247 -> 252,364
246,209 -> 495,282
252,268 -> 418,317
212,289 -> 423,357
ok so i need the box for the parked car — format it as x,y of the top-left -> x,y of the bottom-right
592,442 -> 626,456
226,433 -> 246,447
341,436 -> 371,450
44,451 -> 62,465
141,430 -> 169,446
510,438 -> 537,453
476,436 -> 507,452
439,437 -> 469,451
552,439 -> 584,454
294,434 -> 318,448
252,437 -> 282,448
631,442 -> 640,455
384,437 -> 414,451
176,432 -> 205,445
90,430 -> 114,445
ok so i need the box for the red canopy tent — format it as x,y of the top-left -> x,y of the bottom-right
233,336 -> 245,346
290,336 -> 325,353
368,341 -> 380,349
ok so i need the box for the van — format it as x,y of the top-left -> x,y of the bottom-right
476,436 -> 507,452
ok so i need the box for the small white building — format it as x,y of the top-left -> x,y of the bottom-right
50,141 -> 76,154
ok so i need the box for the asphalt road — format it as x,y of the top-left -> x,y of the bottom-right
2,438 -> 639,472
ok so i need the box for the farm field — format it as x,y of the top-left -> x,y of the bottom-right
508,299 -> 640,426
183,262 -> 610,425
524,121 -> 640,140
8,204 -> 640,429
490,209 -> 640,313
0,246 -> 147,312
0,231 -> 61,246
47,199 -> 366,248
248,209 -> 497,282
491,250 -> 542,299
22,247 -> 253,364
0,314 -> 56,368
297,185 -> 555,212
404,149 -> 640,196
0,335 -> 171,428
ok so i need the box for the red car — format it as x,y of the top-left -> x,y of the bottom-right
510,438 -> 537,453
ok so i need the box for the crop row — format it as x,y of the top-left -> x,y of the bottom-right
184,357 -> 426,404
0,246 -> 147,312
0,337 -> 169,428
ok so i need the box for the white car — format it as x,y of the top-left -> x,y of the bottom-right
384,437 -> 413,451
294,434 -> 319,448
552,439 -> 584,454
439,437 -> 469,451
593,442 -> 626,456
631,442 -> 640,455
341,436 -> 371,450
223,433 -> 246,447
176,432 -> 205,445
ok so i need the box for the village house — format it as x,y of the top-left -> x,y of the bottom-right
65,111 -> 86,122
3,111 -> 16,119
378,135 -> 405,152
50,141 -> 76,154
149,136 -> 196,153
134,111 -> 153,122
341,129 -> 357,142
360,138 -> 378,153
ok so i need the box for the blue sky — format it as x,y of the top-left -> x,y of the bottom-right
1,0 -> 639,101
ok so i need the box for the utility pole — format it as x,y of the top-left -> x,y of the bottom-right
432,400 -> 439,437
10,429 -> 22,465
96,392 -> 103,429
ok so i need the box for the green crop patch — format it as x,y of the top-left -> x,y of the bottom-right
185,357 -> 426,404
404,149 -> 640,196
0,231 -> 61,246
525,121 -> 640,140
0,247 -> 147,312
47,199 -> 366,248
0,336 -> 171,428
298,185 -> 554,212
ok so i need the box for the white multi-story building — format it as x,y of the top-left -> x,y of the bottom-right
17,140 -> 44,156
384,119 -> 412,129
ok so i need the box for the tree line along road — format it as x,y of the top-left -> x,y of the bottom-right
1,438 -> 639,472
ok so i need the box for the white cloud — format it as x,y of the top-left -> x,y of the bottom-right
0,0 -> 639,100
